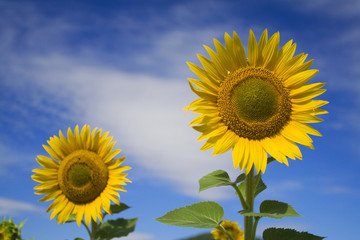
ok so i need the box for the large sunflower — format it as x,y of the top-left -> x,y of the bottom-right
185,29 -> 328,174
32,125 -> 131,226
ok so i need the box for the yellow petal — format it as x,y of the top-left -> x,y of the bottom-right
290,83 -> 326,98
214,37 -> 236,71
263,32 -> 280,68
248,29 -> 258,66
200,135 -> 222,151
197,54 -> 223,84
36,155 -> 60,168
232,137 -> 245,169
203,45 -> 228,77
274,135 -> 302,160
281,122 -> 314,149
42,145 -> 62,161
232,31 -> 247,68
284,69 -> 318,88
213,131 -> 238,156
188,82 -> 218,102
75,205 -> 85,227
197,125 -> 228,141
239,138 -> 250,172
261,137 -> 288,166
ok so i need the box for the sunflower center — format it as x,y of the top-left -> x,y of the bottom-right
58,150 -> 108,204
218,67 -> 292,140
68,163 -> 92,187
231,78 -> 280,122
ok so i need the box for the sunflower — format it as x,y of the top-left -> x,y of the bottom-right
211,219 -> 244,240
32,125 -> 131,226
185,29 -> 328,174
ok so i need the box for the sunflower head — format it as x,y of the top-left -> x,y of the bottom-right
32,125 -> 131,226
0,218 -> 23,240
186,29 -> 328,174
211,219 -> 244,240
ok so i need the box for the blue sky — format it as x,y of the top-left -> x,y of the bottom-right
1,0 -> 360,239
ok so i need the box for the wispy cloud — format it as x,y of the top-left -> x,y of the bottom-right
275,0 -> 360,17
0,197 -> 44,215
113,232 -> 154,240
322,185 -> 354,194
10,53 -> 238,199
0,1 -> 248,199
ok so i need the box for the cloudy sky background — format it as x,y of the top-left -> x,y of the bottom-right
1,0 -> 360,239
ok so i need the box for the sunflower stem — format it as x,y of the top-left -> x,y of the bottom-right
81,220 -> 92,239
232,183 -> 249,210
90,219 -> 98,240
217,224 -> 235,240
251,217 -> 261,240
244,166 -> 255,240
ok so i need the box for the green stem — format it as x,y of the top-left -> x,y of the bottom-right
244,167 -> 255,240
251,217 -> 261,240
218,224 -> 235,240
254,172 -> 261,190
232,183 -> 249,210
81,220 -> 91,238
90,219 -> 98,240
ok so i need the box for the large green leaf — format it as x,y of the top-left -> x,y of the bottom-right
240,200 -> 302,219
263,228 -> 325,240
155,201 -> 224,228
95,218 -> 138,240
199,170 -> 232,192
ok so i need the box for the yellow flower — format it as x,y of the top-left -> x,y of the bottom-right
0,218 -> 23,240
32,125 -> 131,226
185,29 -> 328,174
211,219 -> 244,240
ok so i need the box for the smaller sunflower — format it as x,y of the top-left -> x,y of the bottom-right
32,125 -> 131,226
211,219 -> 244,240
0,218 -> 23,240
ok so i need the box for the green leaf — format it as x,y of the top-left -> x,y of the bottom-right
18,220 -> 26,230
234,173 -> 246,184
267,157 -> 276,164
263,228 -> 325,240
240,200 -> 302,219
155,201 -> 224,228
236,176 -> 267,201
254,177 -> 267,197
74,238 -> 85,240
95,218 -> 138,240
55,214 -> 76,223
110,203 -> 130,214
199,170 -> 232,192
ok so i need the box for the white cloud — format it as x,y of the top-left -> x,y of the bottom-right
0,143 -> 34,176
276,0 -> 360,17
322,185 -> 354,194
0,197 -> 43,215
0,0 -> 250,200
9,53 -> 238,199
113,232 -> 154,240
